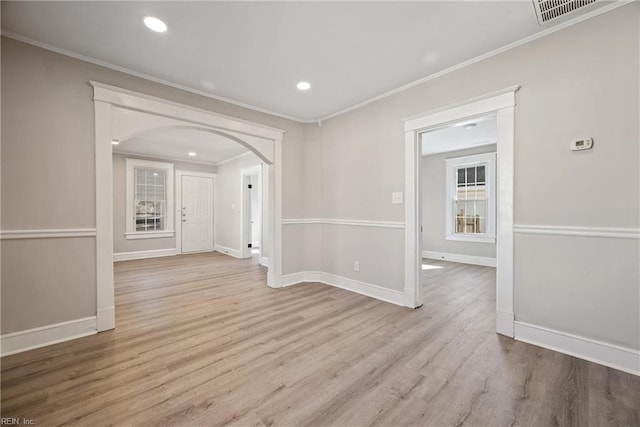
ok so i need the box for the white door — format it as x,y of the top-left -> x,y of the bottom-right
181,175 -> 214,253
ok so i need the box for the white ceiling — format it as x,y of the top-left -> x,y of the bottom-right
1,1 -> 614,122
114,127 -> 250,165
422,115 -> 497,156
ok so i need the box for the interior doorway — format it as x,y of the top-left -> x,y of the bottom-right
241,166 -> 265,263
92,81 -> 285,332
403,87 -> 518,337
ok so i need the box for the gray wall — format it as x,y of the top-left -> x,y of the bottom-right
112,153 -> 217,254
422,145 -> 497,259
1,36 -> 306,334
215,153 -> 262,253
2,4 -> 639,352
308,4 -> 639,350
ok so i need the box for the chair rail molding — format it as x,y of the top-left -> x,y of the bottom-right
0,229 -> 97,239
513,224 -> 640,239
282,218 -> 405,229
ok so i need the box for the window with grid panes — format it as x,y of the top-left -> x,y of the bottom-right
125,158 -> 174,239
445,153 -> 496,243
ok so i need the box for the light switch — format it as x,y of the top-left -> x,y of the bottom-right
392,192 -> 403,204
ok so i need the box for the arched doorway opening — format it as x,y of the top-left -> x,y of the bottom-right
92,81 -> 284,331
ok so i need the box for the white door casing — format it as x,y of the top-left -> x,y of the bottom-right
403,86 -> 519,337
92,81 -> 285,332
181,175 -> 214,253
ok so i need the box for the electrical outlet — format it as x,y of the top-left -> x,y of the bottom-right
354,261 -> 360,272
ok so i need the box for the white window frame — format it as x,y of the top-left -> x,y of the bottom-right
125,158 -> 175,239
445,152 -> 496,243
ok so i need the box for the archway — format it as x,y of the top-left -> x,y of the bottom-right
92,81 -> 284,331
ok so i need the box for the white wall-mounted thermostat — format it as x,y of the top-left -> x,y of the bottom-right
570,137 -> 593,151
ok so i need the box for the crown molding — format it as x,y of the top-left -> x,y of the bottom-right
2,31 -> 308,124
2,0 -> 632,124
316,0 -> 633,122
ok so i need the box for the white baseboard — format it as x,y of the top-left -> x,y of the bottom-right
113,248 -> 178,262
1,317 -> 97,357
214,244 -> 243,259
496,311 -> 514,337
260,256 -> 269,267
422,250 -> 496,267
514,321 -> 640,376
281,272 -> 306,287
280,271 -> 410,307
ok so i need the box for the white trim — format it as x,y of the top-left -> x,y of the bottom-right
404,87 -> 518,335
318,1 -> 631,122
422,251 -> 496,267
93,83 -> 284,332
1,317 -> 97,357
125,158 -> 175,238
514,321 -> 640,376
3,1 -> 630,124
404,88 -> 518,132
497,311 -> 515,338
445,152 -> 496,243
125,231 -> 174,240
280,271 -> 411,307
113,149 -> 221,167
95,100 -> 115,332
260,256 -> 269,267
0,228 -> 96,239
91,81 -> 284,149
514,225 -> 640,239
215,150 -> 255,166
176,171 -> 218,180
214,244 -> 243,259
113,248 -> 178,262
281,272 -> 307,287
281,218 -> 405,229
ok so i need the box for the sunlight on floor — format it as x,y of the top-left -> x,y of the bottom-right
422,264 -> 444,270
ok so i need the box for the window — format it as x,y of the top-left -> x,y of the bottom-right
445,153 -> 496,243
125,159 -> 174,239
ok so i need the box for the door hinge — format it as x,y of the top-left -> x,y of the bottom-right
248,184 -> 253,189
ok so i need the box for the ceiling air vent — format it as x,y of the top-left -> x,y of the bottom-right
533,0 -> 598,25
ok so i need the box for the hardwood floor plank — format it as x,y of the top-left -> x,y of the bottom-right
1,253 -> 638,426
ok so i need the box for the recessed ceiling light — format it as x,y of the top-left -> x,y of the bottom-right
463,123 -> 477,130
143,16 -> 167,33
111,140 -> 120,145
297,81 -> 311,91
188,152 -> 197,156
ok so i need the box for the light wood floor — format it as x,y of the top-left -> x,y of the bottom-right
2,253 -> 639,426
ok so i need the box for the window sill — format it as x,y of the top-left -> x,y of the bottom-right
125,231 -> 175,240
446,234 -> 495,244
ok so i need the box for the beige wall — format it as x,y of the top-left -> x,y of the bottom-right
112,153 -> 217,254
1,37 -> 305,334
2,4 -> 639,352
312,4 -> 639,349
422,145 -> 497,259
215,153 -> 262,253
